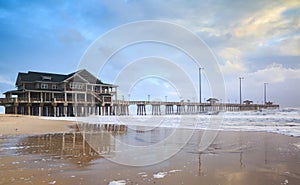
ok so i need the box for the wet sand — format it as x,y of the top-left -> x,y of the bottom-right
0,116 -> 300,185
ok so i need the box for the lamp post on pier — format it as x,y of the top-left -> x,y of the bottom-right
199,67 -> 204,104
239,77 -> 244,104
264,83 -> 268,104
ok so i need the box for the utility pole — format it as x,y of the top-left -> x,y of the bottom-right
264,83 -> 268,104
239,77 -> 244,104
199,67 -> 204,104
148,94 -> 150,102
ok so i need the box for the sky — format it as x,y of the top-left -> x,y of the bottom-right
0,0 -> 300,111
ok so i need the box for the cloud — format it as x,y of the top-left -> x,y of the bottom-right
220,60 -> 247,75
247,63 -> 300,84
222,63 -> 300,106
232,1 -> 300,49
276,36 -> 300,56
219,48 -> 241,60
242,63 -> 300,106
218,48 -> 247,75
233,6 -> 288,39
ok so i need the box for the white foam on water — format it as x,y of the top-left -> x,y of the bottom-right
42,108 -> 300,137
169,169 -> 182,173
0,146 -> 26,151
108,180 -> 126,185
292,143 -> 300,150
153,172 -> 167,179
281,179 -> 289,185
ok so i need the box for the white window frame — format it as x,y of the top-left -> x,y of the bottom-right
41,83 -> 48,89
52,84 -> 57,89
69,82 -> 83,89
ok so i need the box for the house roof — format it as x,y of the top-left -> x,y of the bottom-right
3,90 -> 24,94
64,69 -> 105,84
206,98 -> 219,102
15,69 -> 112,86
16,71 -> 68,85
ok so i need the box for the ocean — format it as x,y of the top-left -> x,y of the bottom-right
44,108 -> 300,138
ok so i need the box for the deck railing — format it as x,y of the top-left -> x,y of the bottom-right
0,97 -> 17,104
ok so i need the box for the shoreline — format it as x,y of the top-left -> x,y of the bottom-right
41,113 -> 300,138
0,114 -> 299,138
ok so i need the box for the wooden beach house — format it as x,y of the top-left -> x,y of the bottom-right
0,69 -> 117,116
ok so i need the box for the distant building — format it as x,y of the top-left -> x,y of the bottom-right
206,98 -> 219,104
0,69 -> 117,116
243,100 -> 253,105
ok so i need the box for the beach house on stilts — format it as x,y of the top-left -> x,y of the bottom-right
0,69 -> 117,116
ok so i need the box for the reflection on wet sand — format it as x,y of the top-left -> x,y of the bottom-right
77,123 -> 128,134
1,124 -> 299,185
78,123 -> 176,147
14,123 -> 177,163
16,124 -> 129,164
13,123 -> 184,168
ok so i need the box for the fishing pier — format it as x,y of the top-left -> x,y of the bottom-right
0,69 -> 279,117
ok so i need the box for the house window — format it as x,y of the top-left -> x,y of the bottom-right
41,83 -> 48,89
69,82 -> 83,89
52,84 -> 57,89
87,85 -> 93,91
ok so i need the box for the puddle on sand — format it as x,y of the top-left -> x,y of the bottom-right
0,123 -> 176,164
2,124 -> 127,164
16,132 -> 101,164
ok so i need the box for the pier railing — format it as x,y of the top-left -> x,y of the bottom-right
111,100 -> 279,115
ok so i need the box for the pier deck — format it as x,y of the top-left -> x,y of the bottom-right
0,98 -> 279,116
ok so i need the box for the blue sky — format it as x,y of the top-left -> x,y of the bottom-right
0,0 -> 300,109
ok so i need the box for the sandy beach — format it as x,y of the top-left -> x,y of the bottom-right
0,115 -> 75,136
0,115 -> 299,185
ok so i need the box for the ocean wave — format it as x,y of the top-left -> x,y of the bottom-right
42,108 -> 300,137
